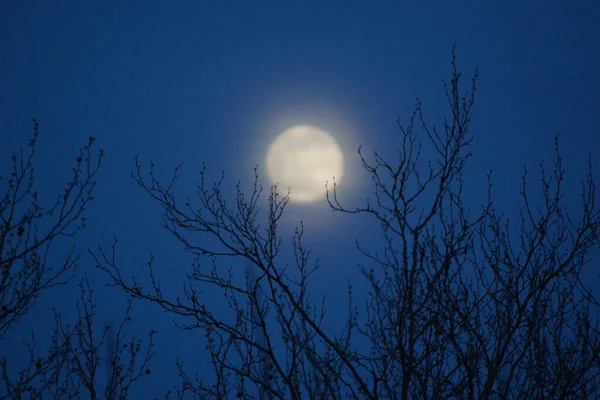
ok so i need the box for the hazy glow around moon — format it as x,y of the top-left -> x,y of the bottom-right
266,125 -> 343,203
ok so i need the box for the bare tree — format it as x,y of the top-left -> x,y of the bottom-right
327,50 -> 600,399
0,122 -> 155,399
50,275 -> 155,400
94,48 -> 600,399
0,120 -> 103,338
1,274 -> 156,399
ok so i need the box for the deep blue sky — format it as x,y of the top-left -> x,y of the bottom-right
1,1 -> 599,397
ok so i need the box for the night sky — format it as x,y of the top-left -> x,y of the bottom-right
1,1 -> 599,398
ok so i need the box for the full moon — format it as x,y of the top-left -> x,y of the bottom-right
266,125 -> 343,203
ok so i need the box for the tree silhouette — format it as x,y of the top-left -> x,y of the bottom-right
0,123 -> 154,399
0,120 -> 102,339
93,49 -> 600,399
2,50 -> 599,399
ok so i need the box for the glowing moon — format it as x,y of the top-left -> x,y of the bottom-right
266,125 -> 343,203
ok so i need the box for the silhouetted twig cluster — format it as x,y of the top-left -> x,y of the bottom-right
2,48 -> 599,399
0,123 -> 155,399
95,49 -> 600,399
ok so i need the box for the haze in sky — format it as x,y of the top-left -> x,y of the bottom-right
1,1 -> 599,397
